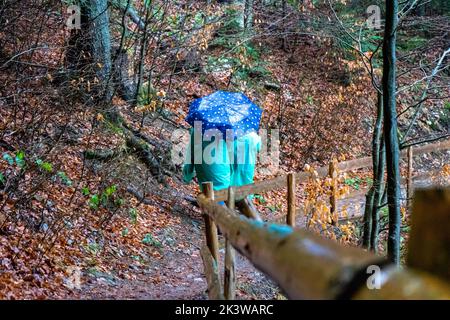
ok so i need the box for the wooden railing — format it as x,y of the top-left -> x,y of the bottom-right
213,138 -> 450,223
198,187 -> 450,299
196,139 -> 450,300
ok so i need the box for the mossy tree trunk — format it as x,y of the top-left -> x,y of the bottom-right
66,0 -> 164,182
67,0 -> 112,102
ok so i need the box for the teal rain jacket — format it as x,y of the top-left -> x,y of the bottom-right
230,131 -> 261,187
182,130 -> 261,192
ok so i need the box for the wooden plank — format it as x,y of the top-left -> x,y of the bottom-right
224,187 -> 236,300
287,173 -> 296,227
214,139 -> 450,203
202,182 -> 219,263
333,136 -> 449,173
337,156 -> 372,172
200,245 -> 224,300
214,175 -> 287,202
412,138 -> 450,155
407,188 -> 450,282
236,197 -> 262,221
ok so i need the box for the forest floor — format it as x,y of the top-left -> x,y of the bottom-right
65,199 -> 282,300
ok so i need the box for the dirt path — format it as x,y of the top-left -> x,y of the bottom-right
67,199 -> 280,300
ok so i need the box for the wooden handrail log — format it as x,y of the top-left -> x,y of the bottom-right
214,139 -> 450,202
215,175 -> 289,202
339,139 -> 450,172
197,194 -> 450,299
409,138 -> 450,155
352,265 -> 450,299
214,171 -> 313,202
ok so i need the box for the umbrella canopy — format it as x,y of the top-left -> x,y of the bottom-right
186,91 -> 262,139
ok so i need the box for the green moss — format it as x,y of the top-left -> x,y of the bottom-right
137,81 -> 157,106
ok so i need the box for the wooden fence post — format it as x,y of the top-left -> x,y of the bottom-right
202,182 -> 219,262
407,188 -> 450,282
197,193 -> 450,299
287,173 -> 296,227
200,245 -> 224,299
328,159 -> 338,225
236,198 -> 262,221
406,146 -> 413,210
224,187 -> 236,300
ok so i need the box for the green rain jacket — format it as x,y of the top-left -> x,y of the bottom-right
229,131 -> 261,187
182,129 -> 261,192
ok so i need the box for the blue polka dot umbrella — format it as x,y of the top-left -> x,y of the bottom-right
186,91 -> 262,139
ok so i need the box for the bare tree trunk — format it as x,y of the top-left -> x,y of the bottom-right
382,0 -> 401,264
370,138 -> 385,252
282,0 -> 288,51
414,1 -> 426,16
88,0 -> 113,101
363,92 -> 384,249
134,6 -> 151,107
66,0 -> 113,102
244,0 -> 254,33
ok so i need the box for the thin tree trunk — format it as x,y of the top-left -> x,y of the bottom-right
112,0 -> 136,103
282,0 -> 288,51
362,188 -> 374,249
382,0 -> 401,264
370,139 -> 385,252
134,6 -> 151,107
363,92 -> 383,249
111,0 -> 145,30
414,1 -> 426,16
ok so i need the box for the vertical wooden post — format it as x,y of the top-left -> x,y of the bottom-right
406,146 -> 413,210
202,182 -> 219,262
407,188 -> 450,282
200,245 -> 224,300
287,173 -> 296,227
236,198 -> 262,221
224,187 -> 236,300
328,160 -> 338,225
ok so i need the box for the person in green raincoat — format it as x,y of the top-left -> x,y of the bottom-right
230,131 -> 261,188
229,131 -> 262,219
182,127 -> 261,213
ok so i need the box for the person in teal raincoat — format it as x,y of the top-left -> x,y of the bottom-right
183,91 -> 262,196
182,128 -> 261,206
230,131 -> 261,188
